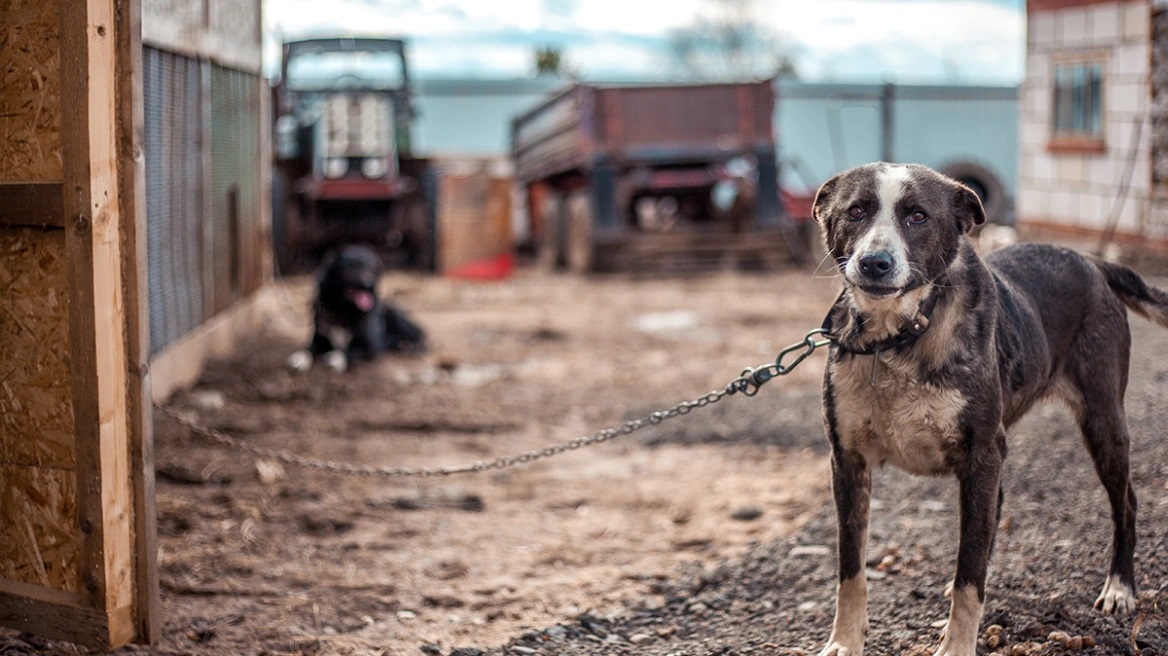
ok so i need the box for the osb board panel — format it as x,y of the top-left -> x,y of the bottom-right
0,0 -> 62,181
0,227 -> 79,594
0,228 -> 74,468
0,464 -> 79,593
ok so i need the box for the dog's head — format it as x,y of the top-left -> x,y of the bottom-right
319,244 -> 383,314
813,162 -> 985,300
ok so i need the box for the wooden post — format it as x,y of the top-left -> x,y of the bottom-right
115,0 -> 161,643
57,0 -> 144,646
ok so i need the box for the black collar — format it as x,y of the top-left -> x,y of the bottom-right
822,282 -> 943,356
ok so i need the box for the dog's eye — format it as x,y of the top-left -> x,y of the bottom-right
907,210 -> 928,225
847,206 -> 865,221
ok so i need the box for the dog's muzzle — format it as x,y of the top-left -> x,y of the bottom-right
858,251 -> 894,281
849,250 -> 903,297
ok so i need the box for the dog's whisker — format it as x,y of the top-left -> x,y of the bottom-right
810,254 -> 849,281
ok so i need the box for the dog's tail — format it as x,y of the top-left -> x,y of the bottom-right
1094,259 -> 1168,327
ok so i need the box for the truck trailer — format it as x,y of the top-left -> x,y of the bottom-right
511,81 -> 807,272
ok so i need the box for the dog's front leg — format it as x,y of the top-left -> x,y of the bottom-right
934,431 -> 1004,656
351,311 -> 387,361
820,448 -> 871,656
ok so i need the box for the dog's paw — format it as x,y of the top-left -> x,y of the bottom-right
1094,574 -> 1137,614
286,350 -> 313,373
322,350 -> 349,373
818,641 -> 862,656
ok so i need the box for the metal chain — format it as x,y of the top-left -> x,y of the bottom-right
158,327 -> 834,479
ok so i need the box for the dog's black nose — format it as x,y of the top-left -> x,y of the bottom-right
858,251 -> 894,279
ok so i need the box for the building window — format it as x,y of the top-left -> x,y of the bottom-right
1049,59 -> 1105,153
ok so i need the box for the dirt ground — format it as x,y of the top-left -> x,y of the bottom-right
3,253 -> 1167,656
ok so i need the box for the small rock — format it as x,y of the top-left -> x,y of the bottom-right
545,626 -> 568,640
629,633 -> 652,645
788,545 -> 831,558
459,494 -> 486,512
640,595 -> 666,611
509,647 -> 537,655
299,513 -> 354,536
986,634 -> 1001,649
632,310 -> 698,334
798,601 -> 817,611
687,601 -> 708,614
419,645 -> 442,656
391,497 -> 425,511
255,459 -> 285,485
396,610 -> 417,621
1048,631 -> 1072,646
189,389 -> 226,411
730,506 -> 764,521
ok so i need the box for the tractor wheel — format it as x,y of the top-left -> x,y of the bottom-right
939,161 -> 1010,225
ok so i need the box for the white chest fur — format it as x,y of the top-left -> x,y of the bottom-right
830,353 -> 966,475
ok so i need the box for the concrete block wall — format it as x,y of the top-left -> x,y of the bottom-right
1018,0 -> 1151,237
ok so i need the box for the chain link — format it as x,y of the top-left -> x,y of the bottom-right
159,327 -> 835,478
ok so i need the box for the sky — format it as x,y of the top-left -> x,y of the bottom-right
263,0 -> 1026,85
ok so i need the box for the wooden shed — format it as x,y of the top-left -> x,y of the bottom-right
0,0 -> 265,648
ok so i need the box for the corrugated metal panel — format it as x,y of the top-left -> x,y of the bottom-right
143,47 -> 206,355
210,64 -> 263,313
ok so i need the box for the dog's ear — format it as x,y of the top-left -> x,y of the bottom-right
811,174 -> 840,224
952,181 -> 986,234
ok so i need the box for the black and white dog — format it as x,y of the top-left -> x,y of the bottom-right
287,244 -> 426,373
812,162 -> 1168,656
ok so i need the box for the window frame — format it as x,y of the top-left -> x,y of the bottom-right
1047,52 -> 1108,155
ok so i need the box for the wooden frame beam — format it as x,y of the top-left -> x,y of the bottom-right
0,581 -> 107,646
0,182 -> 66,228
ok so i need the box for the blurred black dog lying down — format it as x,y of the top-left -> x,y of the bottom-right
286,245 -> 426,373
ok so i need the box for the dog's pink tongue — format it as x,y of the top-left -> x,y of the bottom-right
352,290 -> 375,312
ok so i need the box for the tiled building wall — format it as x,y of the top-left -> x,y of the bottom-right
1018,1 -> 1151,236
1148,3 -> 1168,238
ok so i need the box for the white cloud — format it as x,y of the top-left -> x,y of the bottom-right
769,0 -> 1024,82
570,0 -> 703,36
263,0 -> 1025,83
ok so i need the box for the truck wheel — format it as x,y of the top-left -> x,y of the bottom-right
566,191 -> 594,274
939,161 -> 1009,225
537,193 -> 564,270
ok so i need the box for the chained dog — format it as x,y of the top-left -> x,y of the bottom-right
812,162 -> 1168,656
287,244 -> 426,373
